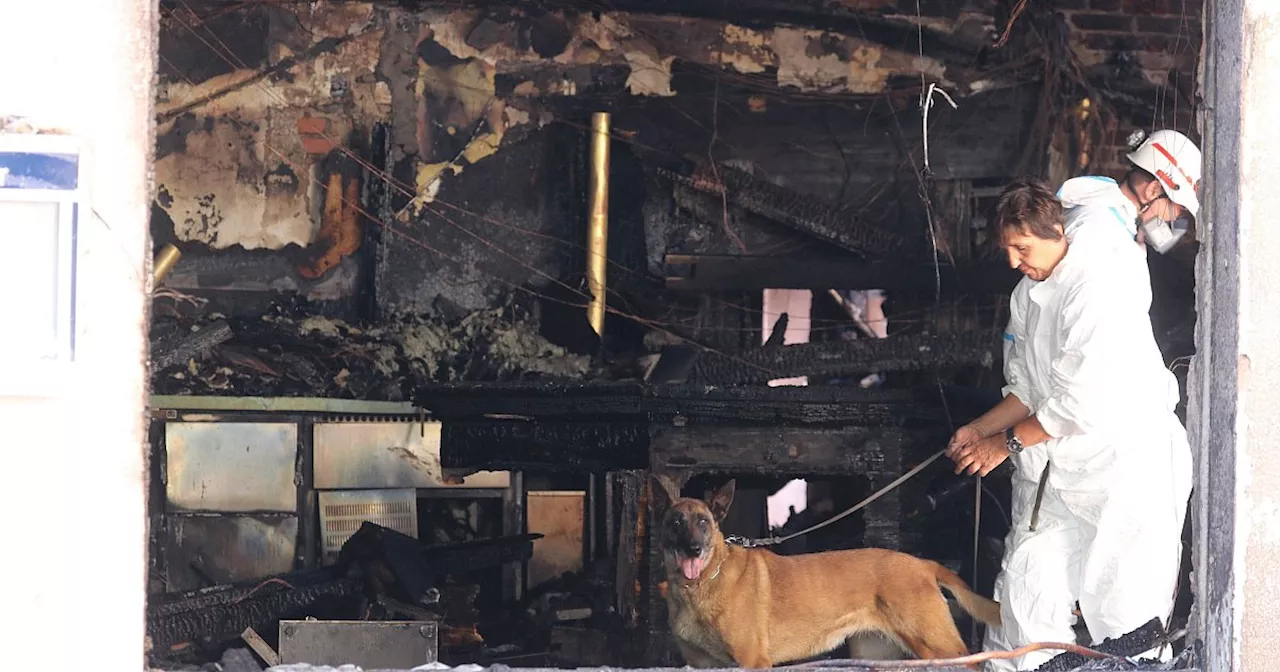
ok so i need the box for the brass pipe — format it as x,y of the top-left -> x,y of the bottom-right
153,243 -> 182,284
586,112 -> 611,336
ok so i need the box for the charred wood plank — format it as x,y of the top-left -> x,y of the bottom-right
651,425 -> 917,476
660,162 -> 910,257
440,420 -> 651,472
151,319 -> 233,370
1033,617 -> 1167,672
147,575 -> 360,652
691,331 -> 1001,386
664,253 -> 1020,294
418,382 -> 976,427
613,470 -> 645,628
149,567 -> 342,620
419,381 -> 646,419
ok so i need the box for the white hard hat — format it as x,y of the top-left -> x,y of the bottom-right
1126,129 -> 1203,218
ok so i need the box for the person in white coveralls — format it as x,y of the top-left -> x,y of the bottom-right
945,131 -> 1200,671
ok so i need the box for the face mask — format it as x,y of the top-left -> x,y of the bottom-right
1139,213 -> 1191,254
1127,173 -> 1191,254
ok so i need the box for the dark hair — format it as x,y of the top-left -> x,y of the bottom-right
1124,167 -> 1157,185
1122,166 -> 1159,194
994,178 -> 1065,242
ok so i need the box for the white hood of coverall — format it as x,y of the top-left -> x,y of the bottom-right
1055,175 -> 1141,240
984,187 -> 1191,672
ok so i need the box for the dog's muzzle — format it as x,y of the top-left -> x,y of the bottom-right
676,547 -> 707,580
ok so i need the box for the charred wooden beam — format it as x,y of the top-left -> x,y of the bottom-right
148,567 -> 345,620
418,380 -> 645,418
1033,617 -> 1167,672
417,382 -> 984,428
660,162 -> 911,258
691,331 -> 1001,386
651,425 -> 917,476
440,420 -> 651,472
151,319 -> 232,370
664,253 -> 1020,294
612,470 -> 646,628
147,571 -> 360,652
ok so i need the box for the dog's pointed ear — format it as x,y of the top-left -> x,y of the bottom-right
650,474 -> 682,512
709,479 -> 736,521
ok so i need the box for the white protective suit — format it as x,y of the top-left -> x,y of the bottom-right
982,177 -> 1193,672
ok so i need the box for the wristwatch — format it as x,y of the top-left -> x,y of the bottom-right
1005,426 -> 1024,454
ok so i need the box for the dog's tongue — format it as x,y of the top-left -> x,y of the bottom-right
680,556 -> 705,581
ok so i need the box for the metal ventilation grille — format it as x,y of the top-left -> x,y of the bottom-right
318,489 -> 418,564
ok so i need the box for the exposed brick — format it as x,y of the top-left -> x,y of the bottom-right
1070,12 -> 1135,32
1121,0 -> 1191,14
1137,51 -> 1177,72
297,116 -> 334,155
1137,15 -> 1191,34
1089,0 -> 1123,10
1082,33 -> 1143,52
296,116 -> 328,134
300,135 -> 337,155
1143,34 -> 1173,52
1073,47 -> 1108,68
1055,0 -> 1089,8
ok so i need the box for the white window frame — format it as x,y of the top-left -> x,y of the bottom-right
0,133 -> 84,398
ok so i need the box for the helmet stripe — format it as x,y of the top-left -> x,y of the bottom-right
1152,142 -> 1195,187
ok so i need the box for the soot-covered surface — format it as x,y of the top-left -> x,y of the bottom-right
149,301 -> 598,401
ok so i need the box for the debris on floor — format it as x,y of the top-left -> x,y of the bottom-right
147,523 -> 545,671
149,303 -> 596,400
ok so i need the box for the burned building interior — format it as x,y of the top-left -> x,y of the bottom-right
139,0 -> 1203,669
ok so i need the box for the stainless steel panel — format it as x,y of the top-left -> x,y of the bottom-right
165,421 -> 298,512
278,619 -> 438,668
313,421 -> 509,490
163,515 -> 298,592
318,488 -> 418,564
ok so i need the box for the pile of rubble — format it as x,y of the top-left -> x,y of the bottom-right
149,304 -> 597,400
146,523 -> 550,670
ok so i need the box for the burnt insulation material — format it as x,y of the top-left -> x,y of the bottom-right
690,331 -> 1001,386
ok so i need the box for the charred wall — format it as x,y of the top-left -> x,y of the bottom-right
147,0 -> 1199,398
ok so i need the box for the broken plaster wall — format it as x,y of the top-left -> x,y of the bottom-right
153,2 -> 392,314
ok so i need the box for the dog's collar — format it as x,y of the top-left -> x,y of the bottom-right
723,534 -> 772,548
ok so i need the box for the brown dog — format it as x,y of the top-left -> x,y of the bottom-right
652,476 -> 1001,669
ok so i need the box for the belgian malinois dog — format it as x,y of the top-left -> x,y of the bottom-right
652,476 -> 1001,669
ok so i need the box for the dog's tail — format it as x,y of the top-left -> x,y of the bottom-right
933,562 -> 1002,627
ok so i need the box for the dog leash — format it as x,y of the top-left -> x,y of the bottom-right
724,447 -> 949,548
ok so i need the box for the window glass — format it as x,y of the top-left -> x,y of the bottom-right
0,200 -> 62,360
